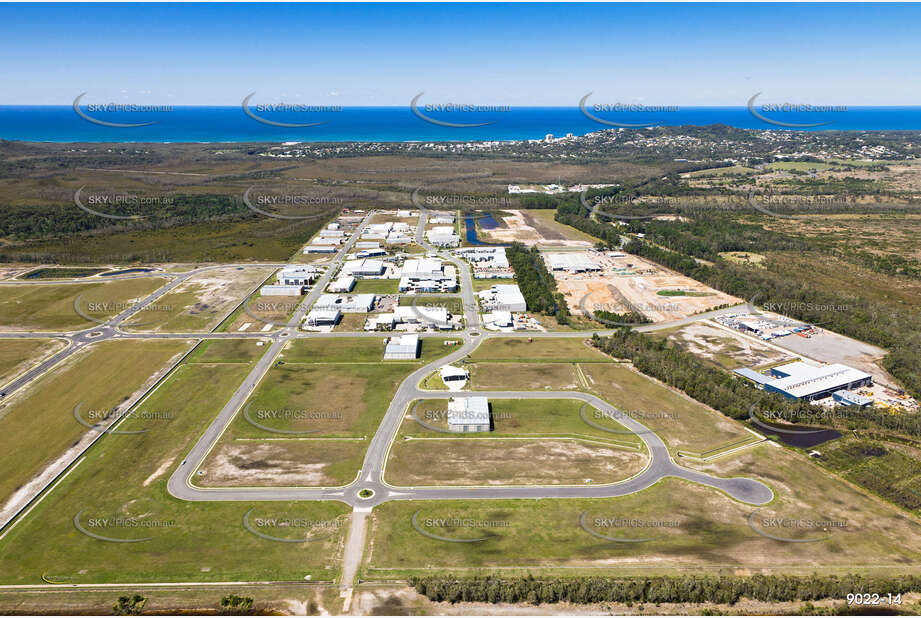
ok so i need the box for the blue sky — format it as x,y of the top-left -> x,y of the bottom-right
1,2 -> 919,106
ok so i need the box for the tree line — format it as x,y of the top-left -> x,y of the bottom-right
410,574 -> 921,605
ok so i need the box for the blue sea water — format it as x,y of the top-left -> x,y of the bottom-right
2,106 -> 921,143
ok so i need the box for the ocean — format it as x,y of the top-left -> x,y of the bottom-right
2,105 -> 921,143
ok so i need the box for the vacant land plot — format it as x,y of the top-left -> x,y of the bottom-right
222,293 -> 301,333
185,338 -> 270,364
199,439 -> 367,488
282,336 -> 458,364
468,337 -> 608,362
0,356 -> 350,585
554,252 -> 739,323
351,279 -> 400,294
386,398 -> 644,486
469,362 -> 581,390
580,362 -> 754,456
0,277 -> 167,331
365,447 -> 921,577
199,359 -> 425,487
0,338 -> 66,386
657,321 -> 791,370
478,209 -> 593,248
386,439 -> 645,486
0,339 -> 192,518
122,266 -> 273,332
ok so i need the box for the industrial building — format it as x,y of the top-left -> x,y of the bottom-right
478,284 -> 527,312
429,213 -> 455,225
455,247 -> 513,279
426,226 -> 460,247
260,284 -> 303,296
313,293 -> 376,313
734,360 -> 873,402
447,397 -> 492,433
384,334 -> 420,360
277,266 -> 320,287
327,275 -> 356,293
341,258 -> 385,278
398,258 -> 457,293
544,252 -> 601,273
304,308 -> 341,328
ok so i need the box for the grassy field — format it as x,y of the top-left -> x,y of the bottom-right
365,446 -> 921,577
281,336 -> 459,364
351,279 -> 400,294
385,398 -> 644,486
524,209 -> 600,245
580,362 -> 753,455
220,292 -> 301,333
468,337 -> 609,362
198,349 -> 437,487
0,348 -> 350,585
122,267 -> 273,332
184,338 -> 271,364
0,338 -> 66,386
468,362 -> 581,390
0,339 -> 192,513
0,277 -> 167,331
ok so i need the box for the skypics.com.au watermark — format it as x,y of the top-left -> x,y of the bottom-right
411,93 -> 510,128
74,509 -> 175,543
73,402 -> 173,435
73,93 -> 173,128
411,510 -> 508,543
747,509 -> 846,543
579,93 -> 679,128
74,187 -> 174,220
747,93 -> 847,128
242,403 -> 343,435
242,186 -> 345,221
242,508 -> 342,543
242,93 -> 341,128
579,511 -> 679,543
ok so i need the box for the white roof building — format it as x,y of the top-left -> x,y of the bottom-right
447,397 -> 491,433
426,226 -> 460,247
327,275 -> 356,293
304,308 -> 341,327
478,284 -> 526,313
393,305 -> 451,328
261,284 -> 303,296
545,252 -> 601,273
341,258 -> 385,277
314,293 -> 376,313
401,258 -> 445,280
765,361 -> 873,401
384,334 -> 420,359
277,266 -> 320,286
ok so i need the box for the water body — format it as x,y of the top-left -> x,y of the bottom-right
464,214 -> 506,246
100,268 -> 155,277
4,106 -> 921,142
752,421 -> 842,448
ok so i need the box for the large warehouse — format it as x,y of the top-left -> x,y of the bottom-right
544,252 -> 601,273
735,360 -> 873,401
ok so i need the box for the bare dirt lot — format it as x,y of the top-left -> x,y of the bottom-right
197,439 -> 366,487
385,438 -> 646,486
661,321 -> 793,370
479,210 -> 593,248
554,252 -> 740,322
